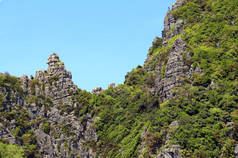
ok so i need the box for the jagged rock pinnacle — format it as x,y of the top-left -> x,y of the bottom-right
46,53 -> 66,75
45,53 -> 64,75
47,53 -> 60,66
17,53 -> 96,157
172,0 -> 183,10
19,53 -> 79,105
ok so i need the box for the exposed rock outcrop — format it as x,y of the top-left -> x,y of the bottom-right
92,87 -> 103,94
144,0 -> 202,102
156,121 -> 181,158
162,0 -> 183,40
138,121 -> 181,158
143,0 -> 188,102
162,8 -> 176,40
156,37 -> 187,102
172,0 -> 183,11
235,144 -> 238,158
156,145 -> 181,158
0,122 -> 16,144
0,53 -> 97,158
29,54 -> 96,158
35,53 -> 78,105
138,127 -> 148,158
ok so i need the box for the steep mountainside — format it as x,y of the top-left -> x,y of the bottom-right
0,53 -> 96,158
0,0 -> 238,157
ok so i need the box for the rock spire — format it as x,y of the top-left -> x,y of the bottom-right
34,53 -> 78,105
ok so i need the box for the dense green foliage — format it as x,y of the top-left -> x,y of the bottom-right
0,142 -> 24,158
90,85 -> 160,157
0,0 -> 237,157
0,73 -> 40,158
86,0 -> 238,157
167,0 -> 238,156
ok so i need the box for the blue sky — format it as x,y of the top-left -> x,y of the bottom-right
0,0 -> 175,91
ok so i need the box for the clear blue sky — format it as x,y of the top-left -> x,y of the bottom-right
0,0 -> 175,91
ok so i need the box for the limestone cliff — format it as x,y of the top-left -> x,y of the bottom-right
141,0 -> 189,157
145,0 -> 201,102
0,53 -> 97,158
0,0 -> 191,157
1,0 -> 237,157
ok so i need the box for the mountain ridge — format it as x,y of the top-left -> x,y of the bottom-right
0,0 -> 238,157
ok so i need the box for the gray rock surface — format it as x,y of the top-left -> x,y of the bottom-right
30,53 -> 97,158
156,121 -> 181,158
92,87 -> 103,94
35,53 -> 78,105
235,144 -> 238,158
172,0 -> 183,11
0,53 -> 97,158
156,37 -> 187,102
138,121 -> 181,158
156,145 -> 181,158
165,121 -> 179,146
162,8 -> 176,40
143,0 -> 190,102
144,0 -> 202,102
138,127 -> 148,158
162,0 -> 183,40
20,74 -> 29,93
0,122 -> 16,144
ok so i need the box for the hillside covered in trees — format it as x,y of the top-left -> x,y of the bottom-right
0,0 -> 238,157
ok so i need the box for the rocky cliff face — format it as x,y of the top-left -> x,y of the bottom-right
144,0 -> 201,102
0,1 -> 189,157
156,37 -> 187,102
0,53 -> 97,158
22,53 -> 78,105
141,0 -> 188,156
156,121 -> 181,158
162,0 -> 183,40
156,0 -> 187,102
1,0 -> 236,157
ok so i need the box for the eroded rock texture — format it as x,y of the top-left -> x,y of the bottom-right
35,53 -> 78,105
156,145 -> 181,158
144,0 -> 200,102
156,37 -> 187,101
162,0 -> 183,40
156,121 -> 181,158
142,0 -> 187,155
0,53 -> 97,158
235,144 -> 238,158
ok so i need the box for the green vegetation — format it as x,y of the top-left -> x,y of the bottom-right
166,0 -> 237,157
28,78 -> 40,95
0,73 -> 23,94
62,124 -> 74,136
0,142 -> 24,158
88,85 -> 160,157
41,121 -> 51,134
49,75 -> 59,86
0,0 -> 237,157
87,0 -> 238,157
0,73 -> 40,158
